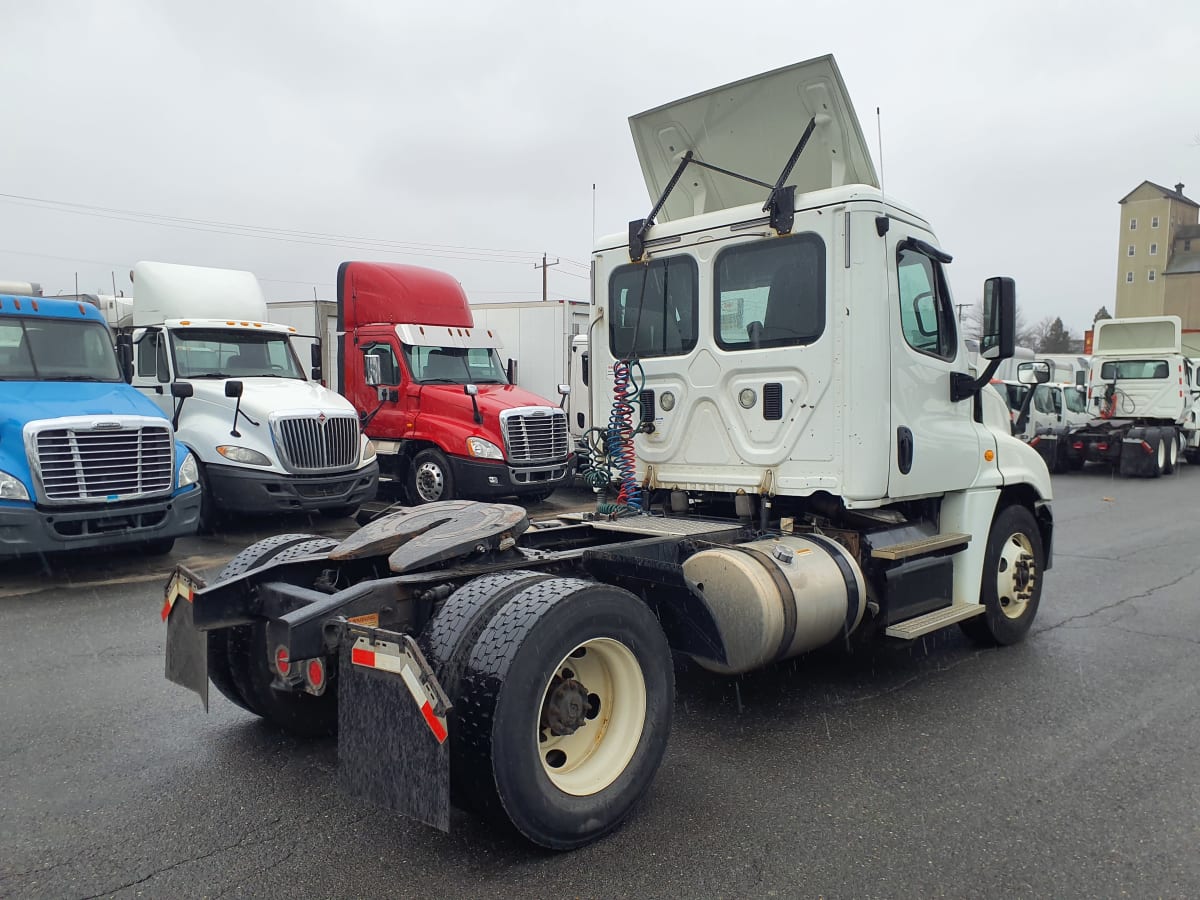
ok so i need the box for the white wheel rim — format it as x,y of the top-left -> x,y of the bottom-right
415,462 -> 444,502
1157,440 -> 1166,471
1170,436 -> 1179,467
996,531 -> 1036,620
536,637 -> 646,796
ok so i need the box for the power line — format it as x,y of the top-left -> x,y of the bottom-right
0,191 -> 591,273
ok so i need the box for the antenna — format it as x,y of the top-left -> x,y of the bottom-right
592,183 -> 597,245
874,106 -> 890,237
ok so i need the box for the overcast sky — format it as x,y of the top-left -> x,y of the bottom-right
2,0 -> 1197,336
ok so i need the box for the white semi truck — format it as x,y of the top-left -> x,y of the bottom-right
1033,315 -> 1200,474
163,55 -> 1053,850
128,262 -> 379,527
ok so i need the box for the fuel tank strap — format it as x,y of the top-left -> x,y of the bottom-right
736,546 -> 797,663
804,534 -> 862,635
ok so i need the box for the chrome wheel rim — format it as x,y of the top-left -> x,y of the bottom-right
414,462 -> 445,502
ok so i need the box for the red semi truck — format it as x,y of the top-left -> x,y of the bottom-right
335,262 -> 574,503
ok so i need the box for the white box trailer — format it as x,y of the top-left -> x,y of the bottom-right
469,300 -> 591,438
265,299 -> 339,387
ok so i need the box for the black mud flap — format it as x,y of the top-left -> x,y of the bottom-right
163,566 -> 210,710
337,627 -> 452,833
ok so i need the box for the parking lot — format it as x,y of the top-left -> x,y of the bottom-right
2,471 -> 1198,898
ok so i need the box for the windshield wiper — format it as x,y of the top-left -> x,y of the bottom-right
53,375 -> 114,382
420,378 -> 461,384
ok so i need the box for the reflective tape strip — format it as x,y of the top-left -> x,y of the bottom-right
350,637 -> 448,743
161,576 -> 193,622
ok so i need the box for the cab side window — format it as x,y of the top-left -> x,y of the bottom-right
897,247 -> 957,360
136,330 -> 171,383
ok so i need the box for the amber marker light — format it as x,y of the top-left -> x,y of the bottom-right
984,450 -> 995,462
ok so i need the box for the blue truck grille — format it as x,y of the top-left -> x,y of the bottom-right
34,425 -> 174,502
502,411 -> 569,463
274,414 -> 359,473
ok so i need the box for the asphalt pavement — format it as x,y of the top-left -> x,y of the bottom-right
1,473 -> 1198,899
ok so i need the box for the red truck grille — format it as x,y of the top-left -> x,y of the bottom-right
32,421 -> 174,504
501,410 -> 569,463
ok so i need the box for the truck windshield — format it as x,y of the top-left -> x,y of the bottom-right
0,318 -> 121,382
403,345 -> 508,384
170,329 -> 304,379
1099,359 -> 1169,380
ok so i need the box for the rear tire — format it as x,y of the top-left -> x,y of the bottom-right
139,537 -> 175,556
960,504 -> 1044,647
456,578 -> 673,849
196,463 -> 223,535
1163,428 -> 1179,475
225,536 -> 341,737
209,534 -> 339,733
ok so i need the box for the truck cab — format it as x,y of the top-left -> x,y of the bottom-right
0,293 -> 200,556
337,262 -> 573,503
129,262 -> 379,527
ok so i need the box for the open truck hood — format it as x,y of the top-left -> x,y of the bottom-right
629,55 -> 878,222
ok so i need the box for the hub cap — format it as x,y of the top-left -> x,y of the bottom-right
536,638 -> 646,796
414,462 -> 445,502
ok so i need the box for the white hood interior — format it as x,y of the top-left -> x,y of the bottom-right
629,55 -> 878,222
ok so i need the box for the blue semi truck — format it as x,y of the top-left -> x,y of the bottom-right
0,291 -> 202,556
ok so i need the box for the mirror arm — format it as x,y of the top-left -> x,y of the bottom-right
950,357 -> 1002,404
230,397 -> 260,438
172,397 -> 186,432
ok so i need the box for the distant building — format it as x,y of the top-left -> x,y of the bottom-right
1114,181 -> 1200,325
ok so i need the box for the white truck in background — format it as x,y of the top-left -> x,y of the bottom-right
468,300 -> 591,441
128,262 -> 379,528
1033,315 -> 1200,474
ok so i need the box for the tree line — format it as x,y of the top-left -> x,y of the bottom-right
960,305 -> 1112,353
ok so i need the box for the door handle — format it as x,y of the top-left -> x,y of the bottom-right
897,427 -> 914,474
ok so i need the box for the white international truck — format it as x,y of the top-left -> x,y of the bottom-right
1033,315 -> 1200,474
127,262 -> 379,527
163,55 -> 1053,851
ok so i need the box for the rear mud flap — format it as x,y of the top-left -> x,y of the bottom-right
164,583 -> 210,711
337,628 -> 452,833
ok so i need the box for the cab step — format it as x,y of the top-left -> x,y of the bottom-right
885,604 -> 985,640
871,532 -> 970,561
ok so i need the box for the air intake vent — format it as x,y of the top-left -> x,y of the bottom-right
763,383 -> 783,420
640,389 -> 656,423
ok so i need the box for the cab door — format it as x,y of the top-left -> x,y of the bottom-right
353,329 -> 408,440
888,235 -> 984,497
130,328 -> 174,419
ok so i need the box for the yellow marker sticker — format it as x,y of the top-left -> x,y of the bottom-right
347,613 -> 380,627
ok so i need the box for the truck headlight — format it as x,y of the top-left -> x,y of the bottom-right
362,438 -> 377,462
178,453 -> 199,487
0,470 -> 30,501
216,445 -> 272,466
466,437 -> 503,460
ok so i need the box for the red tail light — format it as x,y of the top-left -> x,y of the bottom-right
275,646 -> 290,676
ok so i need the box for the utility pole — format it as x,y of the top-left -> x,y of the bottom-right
534,252 -> 559,302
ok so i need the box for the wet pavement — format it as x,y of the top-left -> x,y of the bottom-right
2,473 -> 1198,898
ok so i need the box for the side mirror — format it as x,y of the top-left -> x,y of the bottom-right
980,277 -> 1016,361
1075,370 -> 1086,387
506,358 -> 518,385
464,383 -> 482,424
310,343 -> 321,367
557,383 -> 570,396
311,366 -> 322,382
224,380 -> 243,399
1017,360 -> 1051,385
463,383 -> 479,397
170,382 -> 194,399
364,354 -> 382,387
